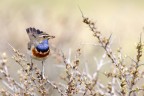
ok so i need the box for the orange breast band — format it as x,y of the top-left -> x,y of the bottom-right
32,48 -> 50,58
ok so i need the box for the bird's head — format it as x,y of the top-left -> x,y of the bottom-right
38,33 -> 55,40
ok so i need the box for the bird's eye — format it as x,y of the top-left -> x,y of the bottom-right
43,36 -> 46,38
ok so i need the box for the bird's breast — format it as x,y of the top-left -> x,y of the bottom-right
31,39 -> 50,59
32,47 -> 50,59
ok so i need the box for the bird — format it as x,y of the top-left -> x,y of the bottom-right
26,27 -> 55,78
26,27 -> 55,60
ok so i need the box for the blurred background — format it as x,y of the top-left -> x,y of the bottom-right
1,0 -> 144,93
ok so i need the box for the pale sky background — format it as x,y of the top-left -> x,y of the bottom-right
0,0 -> 144,54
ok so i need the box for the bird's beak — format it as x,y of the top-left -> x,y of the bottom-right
47,35 -> 55,39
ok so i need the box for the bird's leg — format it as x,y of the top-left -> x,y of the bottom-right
41,61 -> 45,79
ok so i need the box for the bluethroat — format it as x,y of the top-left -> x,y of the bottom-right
26,27 -> 55,79
26,27 -> 55,60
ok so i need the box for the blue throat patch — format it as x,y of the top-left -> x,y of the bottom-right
36,39 -> 49,52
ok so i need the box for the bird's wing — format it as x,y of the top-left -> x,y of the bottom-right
27,41 -> 32,50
